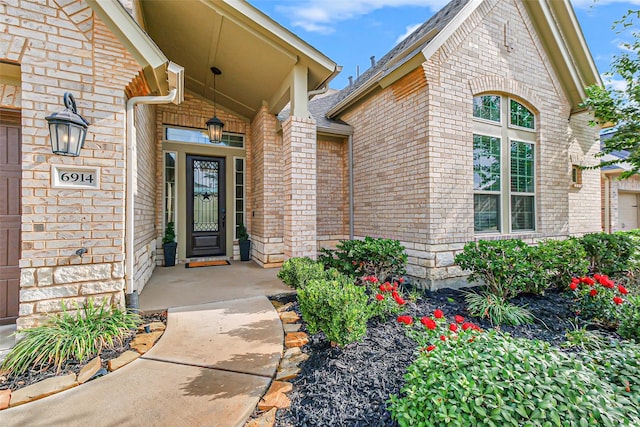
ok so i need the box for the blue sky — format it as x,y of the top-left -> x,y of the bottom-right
248,0 -> 640,90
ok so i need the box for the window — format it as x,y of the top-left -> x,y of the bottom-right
571,165 -> 583,187
165,126 -> 244,148
473,95 -> 536,233
164,151 -> 177,230
234,158 -> 245,239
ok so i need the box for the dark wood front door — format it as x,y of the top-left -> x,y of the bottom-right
186,155 -> 226,257
0,110 -> 21,325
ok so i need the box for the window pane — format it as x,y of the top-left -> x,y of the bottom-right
473,134 -> 501,191
474,194 -> 500,232
473,95 -> 501,122
510,100 -> 534,129
166,126 -> 245,148
510,141 -> 534,193
511,195 -> 535,231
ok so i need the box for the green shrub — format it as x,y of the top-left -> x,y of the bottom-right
583,342 -> 640,407
464,291 -> 533,326
580,232 -> 634,277
455,239 -> 535,299
618,294 -> 640,341
535,238 -> 590,291
1,299 -> 141,375
277,257 -> 326,289
389,330 -> 640,426
571,275 -> 629,326
318,237 -> 407,282
297,276 -> 369,347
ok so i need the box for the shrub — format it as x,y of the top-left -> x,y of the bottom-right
534,238 -> 589,291
368,278 -> 407,320
583,342 -> 640,407
297,276 -> 369,347
571,275 -> 629,326
1,299 -> 141,375
389,330 -> 640,426
318,237 -> 407,283
618,294 -> 640,341
580,232 -> 634,277
277,257 -> 326,289
455,239 -> 534,299
464,291 -> 533,326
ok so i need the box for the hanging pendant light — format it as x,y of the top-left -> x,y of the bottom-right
206,67 -> 224,144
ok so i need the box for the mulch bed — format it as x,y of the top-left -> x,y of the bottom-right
275,286 -> 620,427
0,311 -> 167,392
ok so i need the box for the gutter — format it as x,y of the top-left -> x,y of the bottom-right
125,62 -> 184,307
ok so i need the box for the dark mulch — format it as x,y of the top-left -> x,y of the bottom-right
0,311 -> 167,392
275,286 -> 619,427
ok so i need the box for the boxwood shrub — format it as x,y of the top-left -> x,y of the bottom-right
277,257 -> 326,289
580,232 -> 634,277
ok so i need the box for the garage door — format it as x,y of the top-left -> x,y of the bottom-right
619,192 -> 639,231
0,110 -> 20,325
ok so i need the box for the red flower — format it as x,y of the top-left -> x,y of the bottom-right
375,294 -> 384,301
391,283 -> 399,291
590,289 -> 598,297
391,290 -> 399,299
399,278 -> 405,283
462,322 -> 474,331
449,323 -> 458,333
571,277 -> 580,284
434,309 -> 444,319
421,317 -> 437,330
468,338 -> 475,343
454,315 -> 465,324
394,296 -> 406,305
613,296 -> 624,305
379,283 -> 391,292
426,345 -> 436,352
581,277 -> 595,286
595,274 -> 615,288
440,335 -> 447,341
397,315 -> 413,325
569,282 -> 578,291
618,285 -> 629,295
364,276 -> 378,283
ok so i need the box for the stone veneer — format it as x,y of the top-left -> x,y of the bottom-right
341,0 -> 601,289
1,0 -> 145,327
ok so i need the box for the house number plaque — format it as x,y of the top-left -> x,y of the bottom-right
52,165 -> 100,189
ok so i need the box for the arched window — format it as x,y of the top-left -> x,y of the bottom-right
472,95 -> 536,233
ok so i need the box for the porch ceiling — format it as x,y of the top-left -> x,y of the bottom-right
137,0 -> 337,119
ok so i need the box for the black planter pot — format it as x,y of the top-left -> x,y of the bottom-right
163,242 -> 177,267
239,240 -> 251,261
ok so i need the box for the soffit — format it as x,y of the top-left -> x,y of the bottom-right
138,0 -> 336,119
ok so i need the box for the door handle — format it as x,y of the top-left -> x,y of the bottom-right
222,208 -> 226,228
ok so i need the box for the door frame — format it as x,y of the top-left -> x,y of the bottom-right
185,154 -> 226,257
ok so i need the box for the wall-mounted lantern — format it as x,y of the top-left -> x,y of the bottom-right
46,92 -> 90,157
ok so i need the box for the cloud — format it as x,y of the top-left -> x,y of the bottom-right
396,23 -> 422,43
601,74 -> 627,91
276,0 -> 449,34
571,0 -> 640,8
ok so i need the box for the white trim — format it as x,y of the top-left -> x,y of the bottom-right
163,150 -> 178,236
232,156 -> 246,240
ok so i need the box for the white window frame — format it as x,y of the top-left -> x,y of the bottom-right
164,125 -> 245,149
233,156 -> 246,240
163,150 -> 178,239
472,94 -> 537,234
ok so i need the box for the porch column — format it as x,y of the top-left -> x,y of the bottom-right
283,115 -> 317,259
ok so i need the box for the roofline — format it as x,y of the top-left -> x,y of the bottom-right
88,0 -> 173,96
216,0 -> 337,79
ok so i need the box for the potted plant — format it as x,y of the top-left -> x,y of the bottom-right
162,222 -> 177,267
237,223 -> 251,261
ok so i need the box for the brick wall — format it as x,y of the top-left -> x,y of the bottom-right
339,0 -> 601,289
1,0 -> 143,327
317,135 -> 349,249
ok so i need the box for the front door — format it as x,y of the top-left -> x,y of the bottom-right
0,110 -> 21,325
186,155 -> 226,257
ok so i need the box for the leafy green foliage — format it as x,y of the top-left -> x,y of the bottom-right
236,222 -> 249,241
1,299 -> 141,375
571,275 -> 629,326
162,221 -> 175,244
318,237 -> 407,283
297,276 -> 369,347
464,291 -> 533,326
535,238 -> 590,291
277,257 -> 326,289
562,323 -> 611,351
580,232 -> 634,277
618,294 -> 640,341
389,331 -> 640,426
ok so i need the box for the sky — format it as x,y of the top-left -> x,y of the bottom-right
247,0 -> 640,91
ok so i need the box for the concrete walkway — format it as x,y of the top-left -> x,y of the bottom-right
1,296 -> 284,427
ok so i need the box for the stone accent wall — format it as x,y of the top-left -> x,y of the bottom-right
250,105 -> 284,265
1,1 -> 143,327
282,116 -> 317,259
317,135 -> 349,249
340,0 -> 601,289
133,103 -> 157,291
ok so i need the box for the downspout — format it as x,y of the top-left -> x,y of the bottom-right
125,88 -> 178,308
348,134 -> 354,239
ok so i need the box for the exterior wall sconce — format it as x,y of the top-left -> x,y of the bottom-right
45,92 -> 90,157
206,67 -> 224,143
